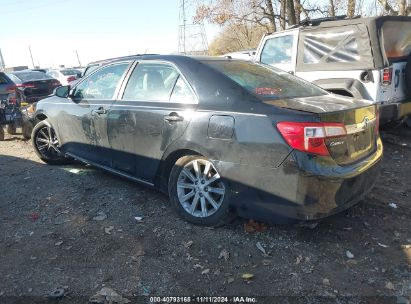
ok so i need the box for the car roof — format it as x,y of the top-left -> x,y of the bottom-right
294,15 -> 411,29
84,55 -> 242,69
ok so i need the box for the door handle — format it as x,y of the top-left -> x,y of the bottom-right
164,113 -> 184,122
92,107 -> 107,115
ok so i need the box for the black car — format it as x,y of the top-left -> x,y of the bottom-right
7,71 -> 61,104
31,55 -> 382,226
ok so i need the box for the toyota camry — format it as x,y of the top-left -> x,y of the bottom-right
31,55 -> 382,226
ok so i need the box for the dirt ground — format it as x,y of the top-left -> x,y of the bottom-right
0,126 -> 410,304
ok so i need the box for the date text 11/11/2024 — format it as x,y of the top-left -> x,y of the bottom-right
149,296 -> 257,303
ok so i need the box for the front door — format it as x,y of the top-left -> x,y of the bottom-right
258,32 -> 298,74
58,62 -> 131,166
107,61 -> 197,182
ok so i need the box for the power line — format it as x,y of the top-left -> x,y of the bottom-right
178,0 -> 208,55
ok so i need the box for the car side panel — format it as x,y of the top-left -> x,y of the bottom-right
107,100 -> 195,182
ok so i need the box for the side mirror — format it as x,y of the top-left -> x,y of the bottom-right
55,85 -> 70,98
76,72 -> 82,78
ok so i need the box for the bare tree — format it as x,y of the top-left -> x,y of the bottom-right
287,0 -> 297,25
347,0 -> 356,17
208,23 -> 267,55
329,0 -> 336,16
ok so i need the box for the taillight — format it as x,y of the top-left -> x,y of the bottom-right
382,67 -> 392,85
277,122 -> 346,156
15,83 -> 35,88
67,76 -> 76,82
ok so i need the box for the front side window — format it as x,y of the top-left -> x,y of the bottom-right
74,63 -> 129,100
260,35 -> 294,65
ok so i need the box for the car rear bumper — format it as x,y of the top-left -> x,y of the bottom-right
214,137 -> 383,223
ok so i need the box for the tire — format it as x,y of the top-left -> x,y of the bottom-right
380,118 -> 406,131
6,123 -> 17,135
22,120 -> 34,140
0,127 -> 4,141
168,155 -> 234,226
31,120 -> 70,165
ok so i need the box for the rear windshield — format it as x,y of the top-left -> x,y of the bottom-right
61,69 -> 81,76
9,71 -> 51,82
0,73 -> 11,84
203,60 -> 327,99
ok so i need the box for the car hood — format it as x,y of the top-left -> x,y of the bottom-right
263,94 -> 375,114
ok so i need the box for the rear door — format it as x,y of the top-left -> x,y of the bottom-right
107,60 -> 197,182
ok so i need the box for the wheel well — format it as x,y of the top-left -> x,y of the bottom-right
36,113 -> 48,121
156,149 -> 203,193
328,89 -> 353,97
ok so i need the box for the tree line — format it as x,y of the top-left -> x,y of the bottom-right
193,0 -> 411,55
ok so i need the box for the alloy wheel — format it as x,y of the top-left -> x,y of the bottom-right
176,159 -> 225,218
34,125 -> 62,159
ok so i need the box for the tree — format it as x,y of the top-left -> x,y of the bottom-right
377,0 -> 411,15
208,23 -> 266,55
347,0 -> 356,17
194,0 -> 307,31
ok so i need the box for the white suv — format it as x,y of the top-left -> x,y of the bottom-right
254,16 -> 411,125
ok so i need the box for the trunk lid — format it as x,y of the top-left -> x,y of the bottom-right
267,94 -> 378,165
22,79 -> 59,98
320,105 -> 378,165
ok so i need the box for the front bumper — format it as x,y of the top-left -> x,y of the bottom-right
215,138 -> 383,223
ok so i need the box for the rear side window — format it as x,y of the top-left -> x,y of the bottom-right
170,76 -> 196,103
382,21 -> 411,60
122,62 -> 196,103
296,24 -> 373,71
74,63 -> 129,100
203,60 -> 327,99
260,35 -> 294,65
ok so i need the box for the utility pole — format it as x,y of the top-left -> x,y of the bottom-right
182,0 -> 186,54
178,0 -> 208,55
75,50 -> 82,67
0,48 -> 5,71
28,45 -> 35,68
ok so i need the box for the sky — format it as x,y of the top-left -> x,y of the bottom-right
0,0 -> 219,68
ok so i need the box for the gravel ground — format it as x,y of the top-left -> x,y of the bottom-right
0,126 -> 410,304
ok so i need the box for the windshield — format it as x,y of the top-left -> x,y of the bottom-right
83,65 -> 99,76
60,69 -> 81,76
9,71 -> 52,82
203,60 -> 327,99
